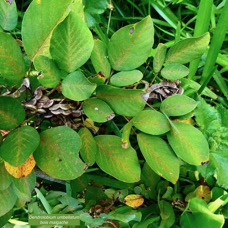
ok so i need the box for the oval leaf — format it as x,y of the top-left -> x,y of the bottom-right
90,39 -> 111,78
160,94 -> 197,116
137,133 -> 179,184
50,12 -> 94,73
0,163 -> 12,191
4,155 -> 36,178
110,70 -> 143,87
62,71 -> 97,101
83,98 -> 115,123
34,126 -> 85,180
95,135 -> 141,183
0,126 -> 40,166
13,171 -> 36,208
0,184 -> 17,217
167,122 -> 209,165
132,110 -> 170,135
0,32 -> 26,86
33,55 -> 62,88
22,0 -> 71,60
0,0 -> 17,31
108,16 -> 154,71
96,85 -> 146,116
153,43 -> 167,73
165,33 -> 210,64
161,63 -> 189,81
0,96 -> 25,130
124,194 -> 144,208
78,127 -> 98,166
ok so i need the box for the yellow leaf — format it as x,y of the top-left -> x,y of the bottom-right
195,185 -> 211,202
124,194 -> 144,208
4,155 -> 36,178
83,118 -> 99,133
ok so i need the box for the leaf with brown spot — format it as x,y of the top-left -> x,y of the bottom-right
124,194 -> 144,208
4,154 -> 36,178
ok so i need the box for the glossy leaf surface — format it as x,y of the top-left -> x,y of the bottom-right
0,0 -> 17,31
96,85 -> 146,116
0,126 -> 40,166
22,0 -> 71,60
95,135 -> 141,183
160,94 -> 197,116
161,63 -> 189,81
50,12 -> 94,73
108,16 -> 154,71
137,133 -> 179,184
0,96 -> 25,130
110,70 -> 143,87
165,33 -> 210,64
133,110 -> 170,135
78,128 -> 97,166
34,126 -> 85,180
33,55 -> 62,88
91,39 -> 111,78
83,98 -> 115,123
167,122 -> 209,165
62,71 -> 96,101
0,32 -> 26,86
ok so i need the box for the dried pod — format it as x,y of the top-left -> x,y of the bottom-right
50,109 -> 63,115
59,104 -> 71,110
49,104 -> 61,111
37,108 -> 46,114
62,110 -> 72,116
34,86 -> 44,100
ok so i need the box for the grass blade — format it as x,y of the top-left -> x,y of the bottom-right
188,0 -> 213,79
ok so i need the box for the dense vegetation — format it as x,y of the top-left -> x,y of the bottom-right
0,0 -> 227,227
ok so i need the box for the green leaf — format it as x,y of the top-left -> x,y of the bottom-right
0,184 -> 17,217
62,71 -> 97,101
0,96 -> 25,130
34,126 -> 85,180
153,43 -> 167,73
0,126 -> 40,166
13,171 -> 36,208
83,98 -> 115,123
161,63 -> 189,81
33,55 -> 62,88
95,135 -> 141,183
78,128 -> 98,166
110,70 -> 143,87
180,198 -> 224,228
137,133 -> 179,184
210,152 -> 228,189
108,206 -> 142,223
159,200 -> 175,228
50,12 -> 94,73
167,122 -> 209,165
22,0 -> 71,61
132,110 -> 170,135
165,33 -> 210,64
160,94 -> 198,116
0,32 -> 26,86
0,209 -> 13,227
90,39 -> 111,78
96,85 -> 146,116
181,78 -> 217,99
0,0 -> 17,31
0,162 -> 12,191
108,16 -> 154,71
141,163 -> 160,200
